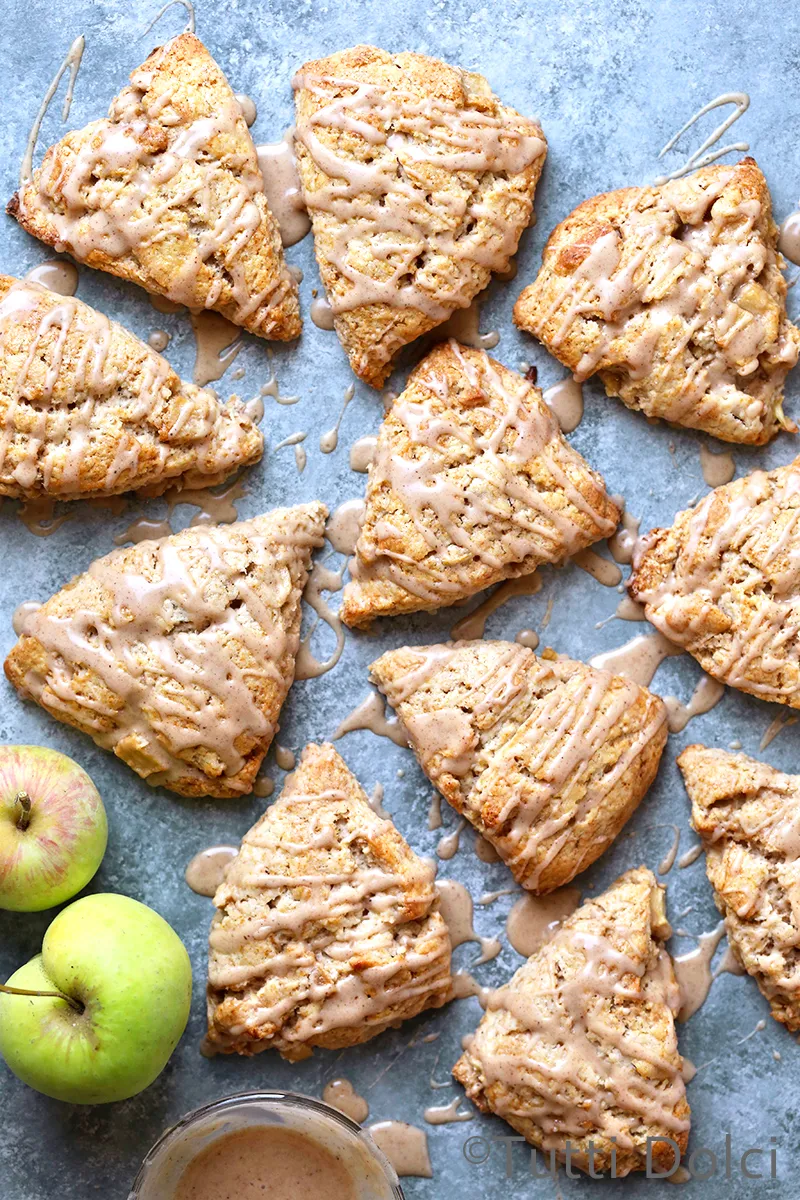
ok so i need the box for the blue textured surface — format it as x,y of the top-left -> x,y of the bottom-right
1,0 -> 799,1196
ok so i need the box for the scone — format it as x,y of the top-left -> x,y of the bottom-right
206,742 -> 452,1059
293,45 -> 547,386
0,276 -> 262,500
9,34 -> 300,340
678,744 -> 800,1032
4,505 -> 326,797
629,459 -> 800,708
453,867 -> 689,1176
369,640 -> 667,891
341,342 -> 620,627
514,159 -> 800,444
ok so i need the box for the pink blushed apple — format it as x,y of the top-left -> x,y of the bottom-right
0,745 -> 108,911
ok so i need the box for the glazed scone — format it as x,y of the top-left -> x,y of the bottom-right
9,34 -> 300,340
0,276 -> 262,500
206,742 -> 452,1059
678,744 -> 800,1032
453,867 -> 690,1176
370,641 -> 667,891
341,342 -> 620,627
293,45 -> 546,386
4,505 -> 326,798
629,459 -> 800,708
514,160 -> 800,444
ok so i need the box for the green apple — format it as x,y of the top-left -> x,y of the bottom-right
0,744 -> 108,911
0,893 -> 192,1103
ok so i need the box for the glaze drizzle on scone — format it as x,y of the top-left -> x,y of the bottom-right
9,34 -> 300,340
206,742 -> 452,1059
514,159 -> 800,443
370,640 -> 668,891
678,744 -> 800,1032
341,342 -> 619,626
293,45 -> 547,385
629,459 -> 800,708
453,868 -> 690,1176
0,277 -> 262,499
4,505 -> 327,797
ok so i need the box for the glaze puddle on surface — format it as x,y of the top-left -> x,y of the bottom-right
320,384 -> 355,453
505,888 -> 580,958
423,1097 -> 474,1125
590,631 -> 683,687
349,435 -> 378,473
436,818 -> 466,861
327,499 -> 365,556
332,690 -> 408,746
294,557 -> 346,680
322,1078 -> 369,1124
435,296 -> 499,350
190,310 -> 242,386
759,712 -> 798,751
24,259 -> 78,296
450,571 -> 541,640
699,442 -> 735,487
366,1122 -> 432,1179
543,377 -> 583,433
184,845 -> 239,896
663,675 -> 725,733
256,130 -> 311,247
436,878 -> 501,964
311,295 -> 335,330
572,547 -> 622,587
20,34 -> 85,186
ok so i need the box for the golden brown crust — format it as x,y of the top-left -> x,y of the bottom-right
453,867 -> 690,1176
4,505 -> 327,797
341,342 -> 619,627
294,45 -> 546,386
0,275 -> 262,500
514,160 -> 800,444
369,640 -> 667,892
10,34 -> 300,340
206,742 -> 452,1059
678,743 -> 800,1032
629,458 -> 800,708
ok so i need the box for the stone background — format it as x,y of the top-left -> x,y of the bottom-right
1,0 -> 799,1195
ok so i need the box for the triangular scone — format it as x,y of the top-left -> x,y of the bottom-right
0,277 -> 262,500
9,34 -> 300,340
629,459 -> 800,708
206,742 -> 452,1059
370,641 -> 667,891
514,159 -> 800,444
293,45 -> 546,387
678,744 -> 800,1032
341,343 -> 620,626
4,505 -> 326,797
453,868 -> 690,1177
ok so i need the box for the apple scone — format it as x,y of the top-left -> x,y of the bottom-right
340,342 -> 620,626
514,159 -> 800,443
629,458 -> 800,708
293,44 -> 547,386
206,742 -> 452,1059
9,34 -> 300,340
4,504 -> 327,798
370,640 -> 667,891
453,867 -> 690,1176
678,744 -> 800,1032
0,276 -> 262,500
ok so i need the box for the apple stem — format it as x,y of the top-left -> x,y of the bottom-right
0,983 -> 82,1012
14,791 -> 32,831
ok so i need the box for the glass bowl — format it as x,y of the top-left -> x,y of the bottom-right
127,1090 -> 404,1200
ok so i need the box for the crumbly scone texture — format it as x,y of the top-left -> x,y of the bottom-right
294,44 -> 546,386
0,276 -> 262,500
678,744 -> 800,1032
514,159 -> 800,444
453,867 -> 690,1176
370,640 -> 667,892
629,458 -> 800,709
4,504 -> 327,798
206,742 -> 452,1059
9,34 -> 300,340
341,342 -> 620,627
